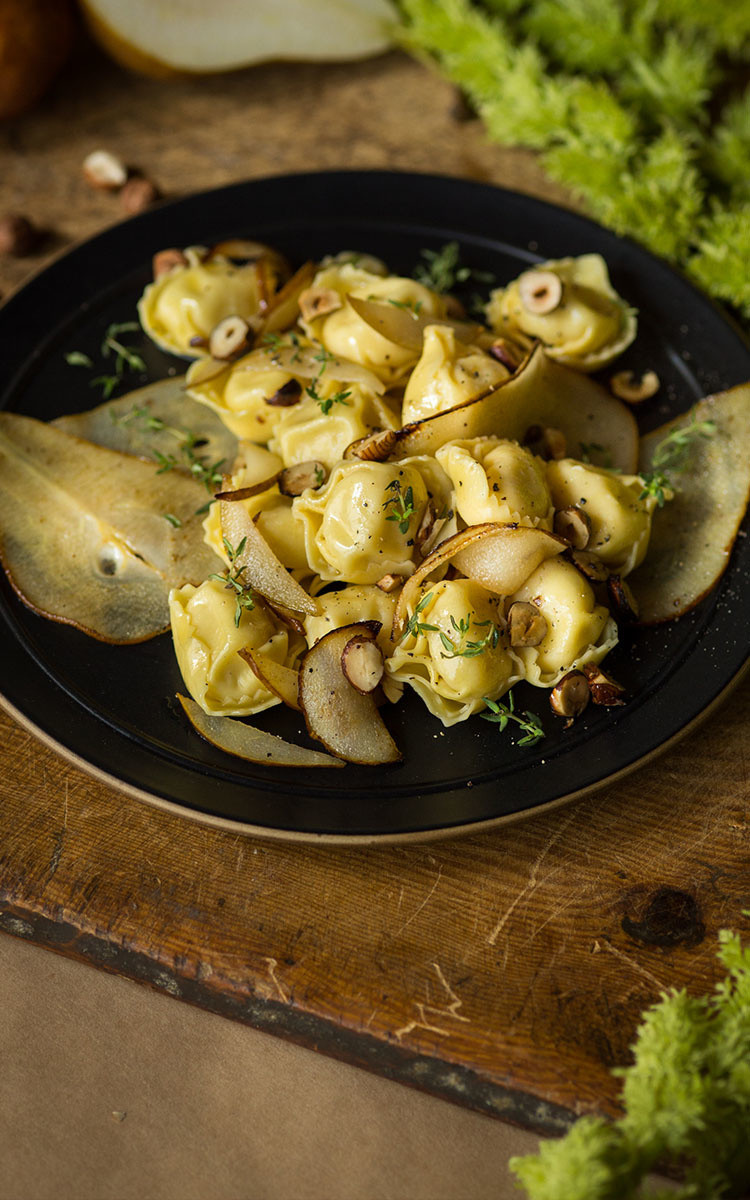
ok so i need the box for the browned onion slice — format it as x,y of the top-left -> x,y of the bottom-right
177,694 -> 343,768
298,623 -> 402,765
393,345 -> 639,472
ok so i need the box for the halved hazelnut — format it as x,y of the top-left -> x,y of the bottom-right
341,635 -> 385,695
523,424 -> 567,461
265,379 -> 302,407
344,429 -> 398,462
554,505 -> 591,549
376,573 -> 405,594
120,176 -> 160,215
550,670 -> 590,720
299,286 -> 343,322
582,663 -> 626,706
0,214 -> 41,257
488,337 -> 525,370
153,248 -> 189,280
607,574 -> 639,622
508,601 -> 547,647
278,461 -> 327,496
82,149 -> 128,191
209,315 -> 251,360
568,549 -> 609,582
610,370 -> 660,404
518,269 -> 563,315
414,501 -> 436,555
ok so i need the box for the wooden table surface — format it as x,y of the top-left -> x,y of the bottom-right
1,35 -> 749,1136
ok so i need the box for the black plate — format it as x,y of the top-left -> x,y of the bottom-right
1,170 -> 749,842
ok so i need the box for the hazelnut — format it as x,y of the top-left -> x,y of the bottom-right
120,176 -> 160,215
488,337 -> 525,370
82,149 -> 128,192
550,670 -> 590,721
299,286 -> 343,322
508,601 -> 548,648
153,248 -> 188,280
344,429 -> 398,462
278,461 -> 327,496
607,574 -> 639,623
209,315 -> 251,360
341,635 -> 384,695
610,370 -> 660,404
554,505 -> 591,549
582,663 -> 626,706
523,424 -> 567,461
264,379 -> 302,407
0,214 -> 41,256
376,574 -> 405,594
518,269 -> 563,315
568,549 -> 609,583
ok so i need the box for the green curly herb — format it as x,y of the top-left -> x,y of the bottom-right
383,478 -> 417,535
481,691 -> 545,746
639,412 -> 717,505
208,536 -> 255,627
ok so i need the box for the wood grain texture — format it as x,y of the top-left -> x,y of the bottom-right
1,36 -> 749,1134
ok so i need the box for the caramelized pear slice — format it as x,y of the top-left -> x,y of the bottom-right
346,295 -> 481,353
177,695 -> 343,768
53,377 -> 238,469
393,524 -> 565,640
630,382 -> 750,623
219,499 -> 318,616
394,345 -> 639,472
0,413 -> 221,642
298,623 -> 401,764
238,647 -> 301,711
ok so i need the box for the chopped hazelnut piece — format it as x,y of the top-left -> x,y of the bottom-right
82,149 -> 128,191
554,505 -> 591,549
508,601 -> 548,647
568,549 -> 609,582
209,315 -> 251,360
549,670 -> 590,720
523,424 -> 567,461
376,573 -> 404,593
0,214 -> 41,257
610,370 -> 660,404
341,635 -> 385,695
265,379 -> 302,407
299,286 -> 343,322
518,269 -> 563,315
414,501 -> 436,554
344,429 -> 398,462
488,337 -> 525,370
153,248 -> 188,280
582,663 -> 626,706
278,461 -> 327,496
120,176 -> 160,215
607,574 -> 639,622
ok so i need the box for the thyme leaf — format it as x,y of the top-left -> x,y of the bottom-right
639,412 -> 717,505
383,478 -> 416,535
208,536 -> 254,627
481,692 -> 545,747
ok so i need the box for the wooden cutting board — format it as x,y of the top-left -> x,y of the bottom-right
1,42 -> 749,1134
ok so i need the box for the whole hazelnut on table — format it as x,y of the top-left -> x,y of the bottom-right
120,176 -> 161,215
0,214 -> 42,256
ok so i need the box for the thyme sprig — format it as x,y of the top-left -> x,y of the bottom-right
208,536 -> 255,627
639,412 -> 717,506
65,321 -> 147,399
439,614 -> 500,659
112,404 -> 225,499
383,478 -> 417,535
481,692 -> 546,747
399,590 -> 440,642
305,346 -> 352,414
387,297 -> 424,319
414,241 -> 495,293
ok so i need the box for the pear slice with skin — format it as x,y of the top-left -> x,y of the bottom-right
219,499 -> 318,616
177,695 -> 343,768
630,382 -> 750,623
238,647 -> 302,711
0,412 -> 221,642
53,376 -> 238,470
346,295 -> 481,353
393,344 -> 639,473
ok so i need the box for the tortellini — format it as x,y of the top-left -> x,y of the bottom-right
293,457 -> 451,585
169,577 -> 302,716
388,579 -> 522,725
301,261 -> 445,386
546,459 -> 657,575
508,558 -> 617,686
139,249 -> 274,359
436,437 -> 554,528
485,254 -> 636,372
186,347 -> 300,442
402,325 -> 510,425
269,383 -> 400,470
304,584 -> 398,657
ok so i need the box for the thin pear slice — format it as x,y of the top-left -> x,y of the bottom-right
238,647 -> 301,711
177,695 -> 343,768
346,295 -> 481,352
392,523 -> 566,640
394,345 -> 639,472
298,623 -> 401,765
53,377 -> 238,469
630,382 -> 750,623
219,499 -> 318,616
259,260 -> 317,336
